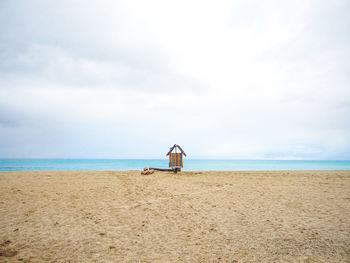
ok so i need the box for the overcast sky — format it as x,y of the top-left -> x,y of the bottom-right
0,0 -> 349,159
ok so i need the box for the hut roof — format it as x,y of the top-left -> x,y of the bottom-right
166,144 -> 187,157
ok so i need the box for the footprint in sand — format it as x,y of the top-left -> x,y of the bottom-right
0,240 -> 18,258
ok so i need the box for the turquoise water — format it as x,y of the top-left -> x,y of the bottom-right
0,159 -> 349,171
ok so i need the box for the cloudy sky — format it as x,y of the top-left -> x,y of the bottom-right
0,0 -> 349,159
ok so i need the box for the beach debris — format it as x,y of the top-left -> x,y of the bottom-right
141,168 -> 155,175
149,168 -> 173,171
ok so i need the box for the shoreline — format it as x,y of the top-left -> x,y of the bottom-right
1,169 -> 350,172
2,159 -> 350,173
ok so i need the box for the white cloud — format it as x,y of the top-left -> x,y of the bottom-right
0,0 -> 349,159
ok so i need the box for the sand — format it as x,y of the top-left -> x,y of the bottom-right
0,170 -> 349,263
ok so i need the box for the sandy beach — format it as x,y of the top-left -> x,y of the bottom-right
0,170 -> 349,262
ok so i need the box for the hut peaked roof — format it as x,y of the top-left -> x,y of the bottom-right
166,144 -> 187,157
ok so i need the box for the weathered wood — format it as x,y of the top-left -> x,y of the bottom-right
176,145 -> 187,157
149,168 -> 173,172
166,144 -> 177,156
166,144 -> 187,156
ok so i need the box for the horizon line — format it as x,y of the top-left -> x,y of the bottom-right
1,158 -> 350,161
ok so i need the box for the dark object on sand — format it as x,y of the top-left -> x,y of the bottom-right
149,168 -> 173,172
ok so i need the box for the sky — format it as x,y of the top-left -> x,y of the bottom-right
0,0 -> 349,159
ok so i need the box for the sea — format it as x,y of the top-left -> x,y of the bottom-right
0,159 -> 350,171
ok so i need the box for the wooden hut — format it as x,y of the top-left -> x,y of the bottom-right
166,144 -> 187,173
